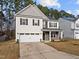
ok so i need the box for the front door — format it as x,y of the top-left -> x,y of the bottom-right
43,32 -> 49,41
51,32 -> 58,39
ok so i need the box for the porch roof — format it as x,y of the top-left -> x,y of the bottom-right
41,28 -> 61,31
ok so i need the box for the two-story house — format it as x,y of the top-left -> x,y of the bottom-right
15,4 -> 62,42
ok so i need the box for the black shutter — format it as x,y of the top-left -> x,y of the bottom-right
38,20 -> 39,26
26,19 -> 28,25
20,18 -> 22,25
33,19 -> 34,26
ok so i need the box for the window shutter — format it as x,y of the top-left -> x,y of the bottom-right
38,20 -> 39,26
20,18 -> 22,25
33,19 -> 34,26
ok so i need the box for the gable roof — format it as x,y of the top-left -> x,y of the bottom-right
15,4 -> 49,20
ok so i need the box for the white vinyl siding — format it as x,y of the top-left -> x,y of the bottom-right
71,22 -> 75,29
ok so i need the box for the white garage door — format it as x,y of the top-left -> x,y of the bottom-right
20,35 -> 41,42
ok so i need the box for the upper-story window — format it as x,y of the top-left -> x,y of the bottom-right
49,22 -> 57,27
20,18 -> 28,25
33,19 -> 39,26
43,21 -> 47,28
76,23 -> 79,27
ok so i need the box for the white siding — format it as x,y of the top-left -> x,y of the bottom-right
16,17 -> 43,42
71,22 -> 75,29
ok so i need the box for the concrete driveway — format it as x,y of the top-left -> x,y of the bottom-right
19,42 -> 79,59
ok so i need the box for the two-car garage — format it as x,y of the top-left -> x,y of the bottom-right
17,33 -> 42,42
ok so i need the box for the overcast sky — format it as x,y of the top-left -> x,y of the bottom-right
33,0 -> 79,16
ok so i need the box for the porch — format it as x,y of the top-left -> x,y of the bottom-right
42,29 -> 61,41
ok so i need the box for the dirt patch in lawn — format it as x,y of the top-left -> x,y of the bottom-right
46,40 -> 79,56
0,40 -> 19,59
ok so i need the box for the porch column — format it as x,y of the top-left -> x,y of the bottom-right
49,31 -> 51,41
61,31 -> 63,39
58,31 -> 60,39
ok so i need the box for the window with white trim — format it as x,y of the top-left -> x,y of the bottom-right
35,33 -> 39,35
76,23 -> 79,27
33,19 -> 39,26
20,18 -> 28,25
75,32 -> 79,34
25,33 -> 30,35
20,33 -> 24,35
49,22 -> 57,27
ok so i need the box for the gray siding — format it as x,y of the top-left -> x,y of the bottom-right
59,18 -> 74,39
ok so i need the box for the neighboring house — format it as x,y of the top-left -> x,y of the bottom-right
15,4 -> 62,42
59,17 -> 75,39
59,17 -> 79,39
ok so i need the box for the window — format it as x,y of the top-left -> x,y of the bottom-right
75,32 -> 79,34
35,33 -> 39,35
76,23 -> 79,27
43,21 -> 47,28
31,33 -> 34,35
20,33 -> 24,35
33,19 -> 39,26
49,22 -> 57,27
25,33 -> 30,35
20,18 -> 28,25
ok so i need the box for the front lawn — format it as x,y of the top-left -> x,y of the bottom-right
0,40 -> 19,59
46,40 -> 79,56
